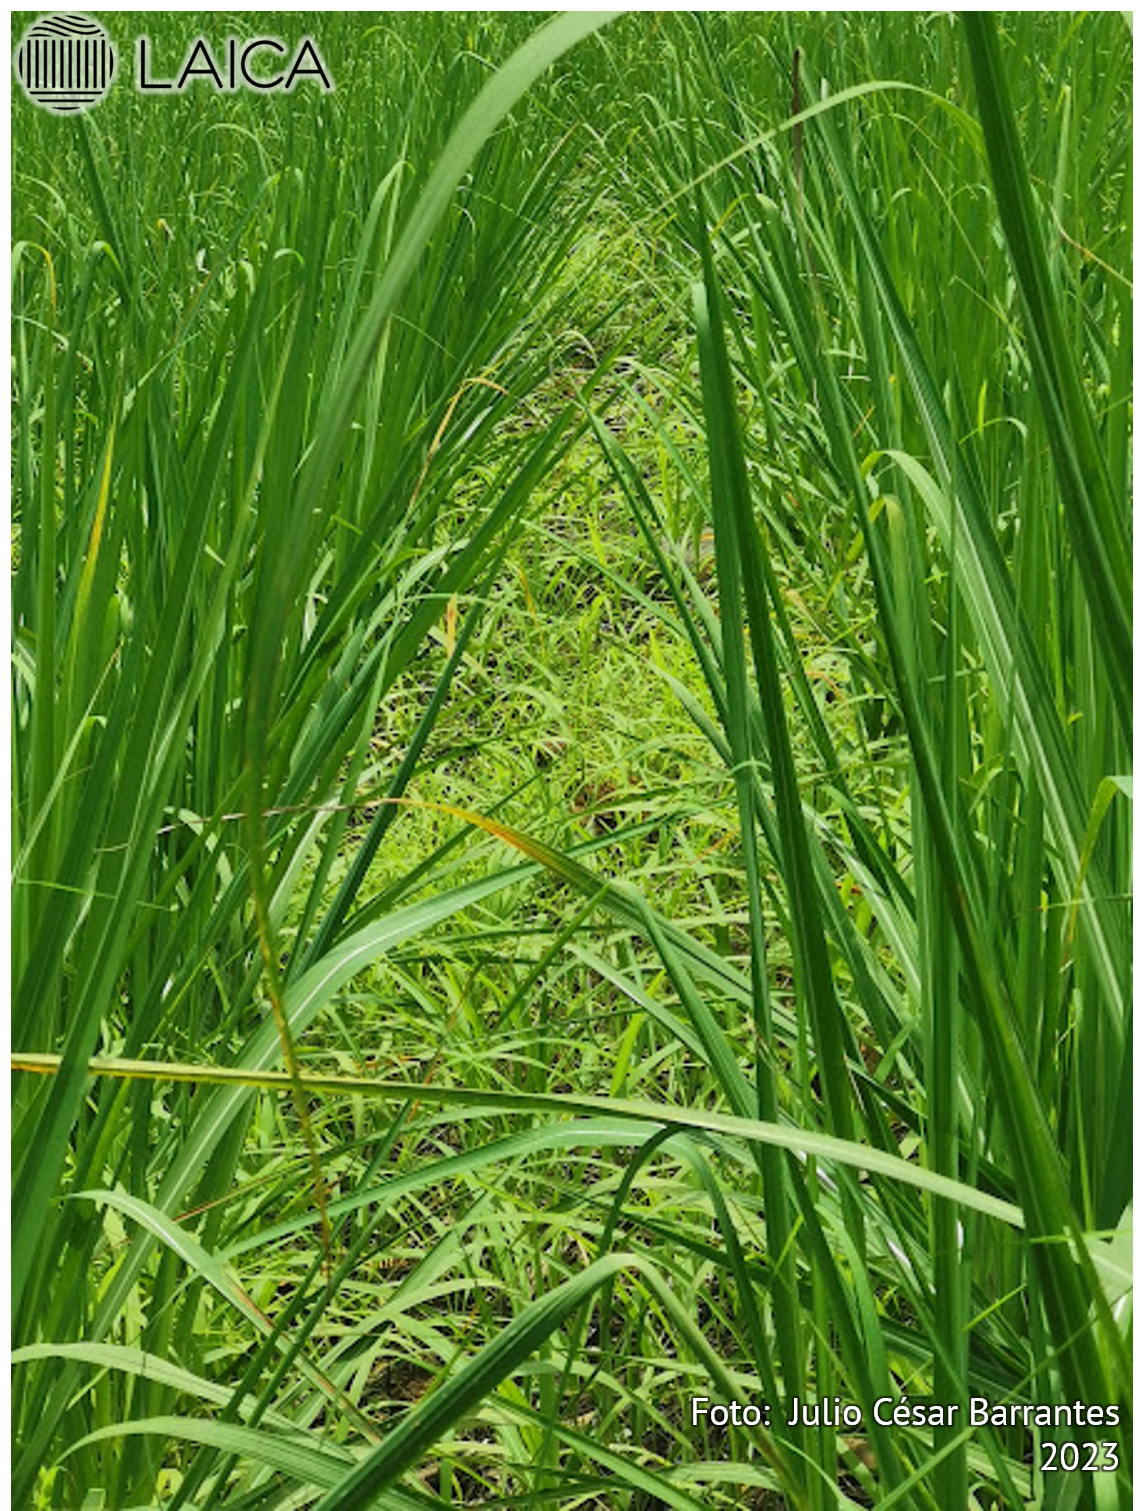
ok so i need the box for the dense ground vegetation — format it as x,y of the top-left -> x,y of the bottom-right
12,11 -> 1131,1509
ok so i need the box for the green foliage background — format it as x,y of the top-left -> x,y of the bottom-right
12,11 -> 1131,1509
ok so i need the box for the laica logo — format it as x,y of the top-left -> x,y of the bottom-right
137,34 -> 333,94
14,14 -> 334,112
14,12 -> 116,114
